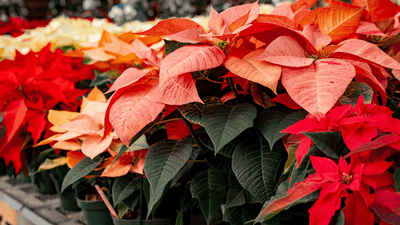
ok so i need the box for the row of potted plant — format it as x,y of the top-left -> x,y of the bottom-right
2,0 -> 400,224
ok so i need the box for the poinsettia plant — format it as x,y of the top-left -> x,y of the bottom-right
52,0 -> 400,224
0,44 -> 96,174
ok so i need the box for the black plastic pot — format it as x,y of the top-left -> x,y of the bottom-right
77,198 -> 113,225
112,215 -> 176,225
60,186 -> 81,211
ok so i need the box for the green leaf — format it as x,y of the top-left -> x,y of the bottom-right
144,139 -> 193,218
61,156 -> 102,192
35,157 -> 67,173
338,81 -> 373,106
288,146 -> 317,189
232,136 -> 286,203
395,169 -> 400,193
302,132 -> 350,159
57,45 -> 76,53
223,204 -> 261,225
190,168 -> 226,225
127,135 -> 149,151
226,170 -> 260,208
122,193 -> 140,210
112,177 -> 142,207
164,40 -> 191,56
117,201 -> 130,218
335,211 -> 345,225
37,148 -> 55,161
176,184 -> 198,225
90,70 -> 121,87
250,82 -> 276,109
111,122 -> 155,168
179,96 -> 223,125
218,137 -> 245,158
283,144 -> 297,174
171,146 -> 200,187
257,107 -> 308,149
202,103 -> 257,153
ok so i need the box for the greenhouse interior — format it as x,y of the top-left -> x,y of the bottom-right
2,0 -> 400,224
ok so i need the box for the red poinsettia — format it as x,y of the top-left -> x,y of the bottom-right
0,17 -> 50,37
282,95 -> 400,166
0,44 -> 95,173
256,155 -> 396,225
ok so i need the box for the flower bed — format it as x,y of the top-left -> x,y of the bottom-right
2,0 -> 400,224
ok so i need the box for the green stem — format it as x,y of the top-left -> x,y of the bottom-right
227,77 -> 239,98
182,117 -> 205,154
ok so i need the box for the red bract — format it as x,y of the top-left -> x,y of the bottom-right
0,44 -> 95,173
0,17 -> 50,37
256,156 -> 394,225
283,95 -> 400,166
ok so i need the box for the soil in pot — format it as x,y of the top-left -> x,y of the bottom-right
77,187 -> 113,225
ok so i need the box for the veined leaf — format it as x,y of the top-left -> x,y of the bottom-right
232,136 -> 286,203
201,103 -> 257,152
223,204 -> 261,225
112,177 -> 142,206
316,7 -> 364,42
35,157 -> 67,173
108,84 -> 164,147
303,132 -> 349,159
159,45 -> 225,85
257,107 -> 308,150
135,18 -> 208,43
61,156 -> 102,192
178,96 -> 223,125
148,73 -> 202,105
256,36 -> 314,68
338,81 -> 373,106
106,68 -> 158,94
225,48 -> 282,94
282,58 -> 356,114
249,82 -> 276,109
144,139 -> 193,218
190,168 -> 226,225
329,39 -> 400,72
226,170 -> 260,208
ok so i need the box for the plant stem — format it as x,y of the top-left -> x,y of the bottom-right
182,117 -> 205,153
227,77 -> 239,98
203,76 -> 227,85
139,181 -> 143,225
154,117 -> 182,125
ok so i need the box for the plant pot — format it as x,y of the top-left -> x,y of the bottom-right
112,215 -> 176,225
60,186 -> 81,212
32,170 -> 57,194
77,198 -> 114,225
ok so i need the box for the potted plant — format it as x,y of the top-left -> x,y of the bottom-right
97,0 -> 400,224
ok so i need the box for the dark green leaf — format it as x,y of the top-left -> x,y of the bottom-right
164,40 -> 191,56
61,156 -> 102,192
226,170 -> 260,208
0,125 -> 5,138
176,184 -> 198,225
117,201 -> 130,218
191,168 -> 226,225
122,193 -> 140,210
395,169 -> 400,192
223,204 -> 261,225
57,45 -> 76,53
90,70 -> 121,87
303,132 -> 350,158
335,211 -> 345,225
112,177 -> 142,206
111,122 -> 155,168
232,136 -> 285,203
179,96 -> 223,125
338,81 -> 373,106
144,139 -> 193,218
283,144 -> 297,174
257,107 -> 308,149
171,146 -> 200,186
288,146 -> 317,189
202,103 -> 257,153
37,148 -> 55,161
